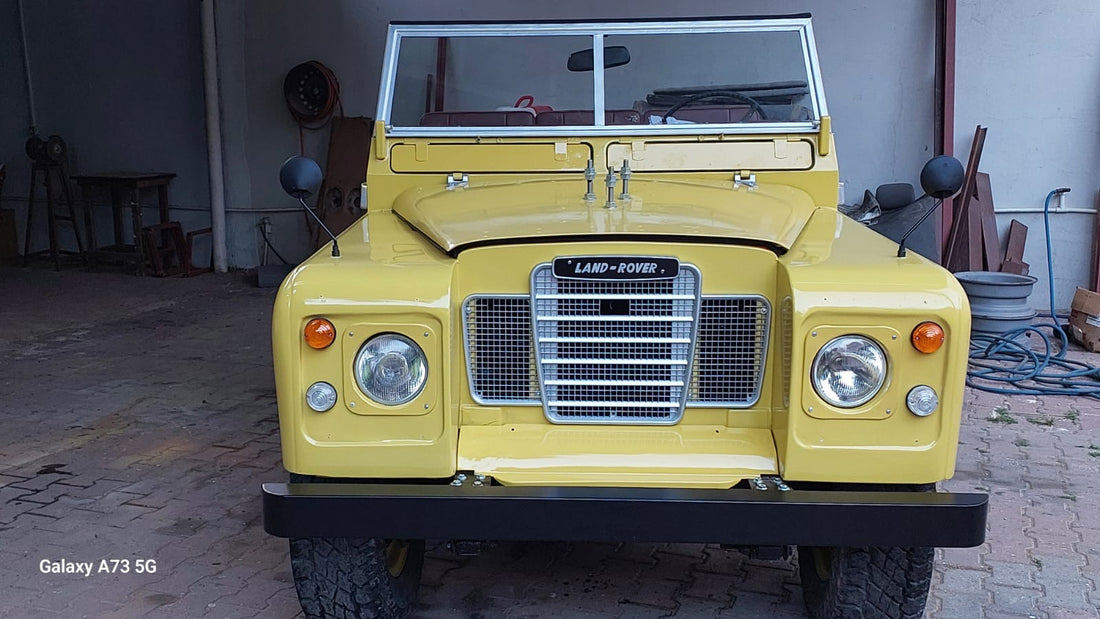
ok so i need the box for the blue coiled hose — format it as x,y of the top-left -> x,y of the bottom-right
965,188 -> 1100,398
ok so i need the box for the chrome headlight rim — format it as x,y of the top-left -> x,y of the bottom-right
810,334 -> 888,409
354,333 -> 428,406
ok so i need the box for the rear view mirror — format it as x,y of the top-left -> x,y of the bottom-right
567,46 -> 630,72
919,156 -> 965,199
279,156 -> 322,199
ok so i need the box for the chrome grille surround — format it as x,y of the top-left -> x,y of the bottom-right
461,275 -> 772,417
530,262 -> 702,424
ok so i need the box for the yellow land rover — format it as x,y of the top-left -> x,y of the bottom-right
263,15 -> 987,619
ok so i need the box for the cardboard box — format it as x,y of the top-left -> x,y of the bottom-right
1069,287 -> 1100,352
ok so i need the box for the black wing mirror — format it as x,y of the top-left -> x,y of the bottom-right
895,155 -> 965,258
567,46 -> 630,72
279,156 -> 339,257
279,156 -> 322,199
920,155 -> 965,199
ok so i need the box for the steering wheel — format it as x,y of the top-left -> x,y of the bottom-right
661,90 -> 768,123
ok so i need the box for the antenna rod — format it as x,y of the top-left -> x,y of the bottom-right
896,198 -> 943,258
299,196 -> 340,257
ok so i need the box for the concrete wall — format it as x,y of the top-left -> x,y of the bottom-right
956,0 -> 1100,311
3,1 -> 938,270
0,0 -> 212,261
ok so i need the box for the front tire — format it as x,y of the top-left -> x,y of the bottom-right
797,545 -> 934,618
290,537 -> 425,619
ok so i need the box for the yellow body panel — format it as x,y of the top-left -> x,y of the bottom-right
394,178 -> 817,253
272,126 -> 970,488
458,425 -> 777,488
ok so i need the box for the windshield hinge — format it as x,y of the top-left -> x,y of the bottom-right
446,173 -> 469,190
734,170 -> 756,189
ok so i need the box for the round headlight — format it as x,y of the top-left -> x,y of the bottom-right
354,334 -> 427,405
811,335 -> 887,408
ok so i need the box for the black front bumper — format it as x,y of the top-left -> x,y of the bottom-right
263,482 -> 987,548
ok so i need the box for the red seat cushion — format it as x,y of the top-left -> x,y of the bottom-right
419,111 -> 535,127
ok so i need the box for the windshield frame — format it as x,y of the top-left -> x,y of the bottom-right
377,17 -> 828,138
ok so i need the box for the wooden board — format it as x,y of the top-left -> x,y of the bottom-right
1001,259 -> 1029,275
1001,219 -> 1028,275
312,116 -> 374,249
971,173 -> 1001,271
943,125 -> 986,271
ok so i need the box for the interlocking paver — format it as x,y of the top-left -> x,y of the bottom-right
4,266 -> 1100,618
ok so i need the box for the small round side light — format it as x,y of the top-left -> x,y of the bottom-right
304,318 -> 336,349
911,322 -> 944,354
906,385 -> 939,417
305,381 -> 337,412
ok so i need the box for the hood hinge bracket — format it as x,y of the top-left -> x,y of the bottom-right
446,173 -> 469,190
734,170 -> 756,189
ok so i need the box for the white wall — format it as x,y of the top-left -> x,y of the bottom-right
956,0 -> 1100,311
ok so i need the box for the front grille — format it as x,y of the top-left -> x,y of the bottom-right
689,297 -> 771,406
463,296 -> 540,404
531,263 -> 700,424
462,266 -> 771,422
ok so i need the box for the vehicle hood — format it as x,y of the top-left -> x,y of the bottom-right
392,179 -> 820,254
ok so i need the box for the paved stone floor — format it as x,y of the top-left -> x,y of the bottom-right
1,268 -> 1099,618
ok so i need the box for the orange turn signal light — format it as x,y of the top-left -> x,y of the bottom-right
911,322 -> 945,354
304,318 -> 336,350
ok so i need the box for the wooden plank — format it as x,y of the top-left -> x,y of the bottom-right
1001,259 -> 1029,275
312,116 -> 374,250
943,125 -> 986,270
966,193 -> 983,271
1003,219 -> 1028,263
945,202 -> 978,272
1001,219 -> 1028,276
972,173 -> 1001,271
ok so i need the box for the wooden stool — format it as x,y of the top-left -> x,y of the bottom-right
23,161 -> 86,270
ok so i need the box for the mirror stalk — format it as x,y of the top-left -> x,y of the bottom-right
298,196 -> 340,258
894,154 -> 965,258
896,198 -> 942,258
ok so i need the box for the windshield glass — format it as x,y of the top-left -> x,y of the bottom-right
381,18 -> 825,135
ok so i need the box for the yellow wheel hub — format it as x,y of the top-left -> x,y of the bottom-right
385,540 -> 409,577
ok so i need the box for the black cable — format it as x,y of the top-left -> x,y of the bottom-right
259,223 -> 290,265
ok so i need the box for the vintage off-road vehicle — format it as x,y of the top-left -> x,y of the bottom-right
263,15 -> 987,618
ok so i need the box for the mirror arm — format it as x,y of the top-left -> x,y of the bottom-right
896,197 -> 943,258
299,195 -> 340,258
